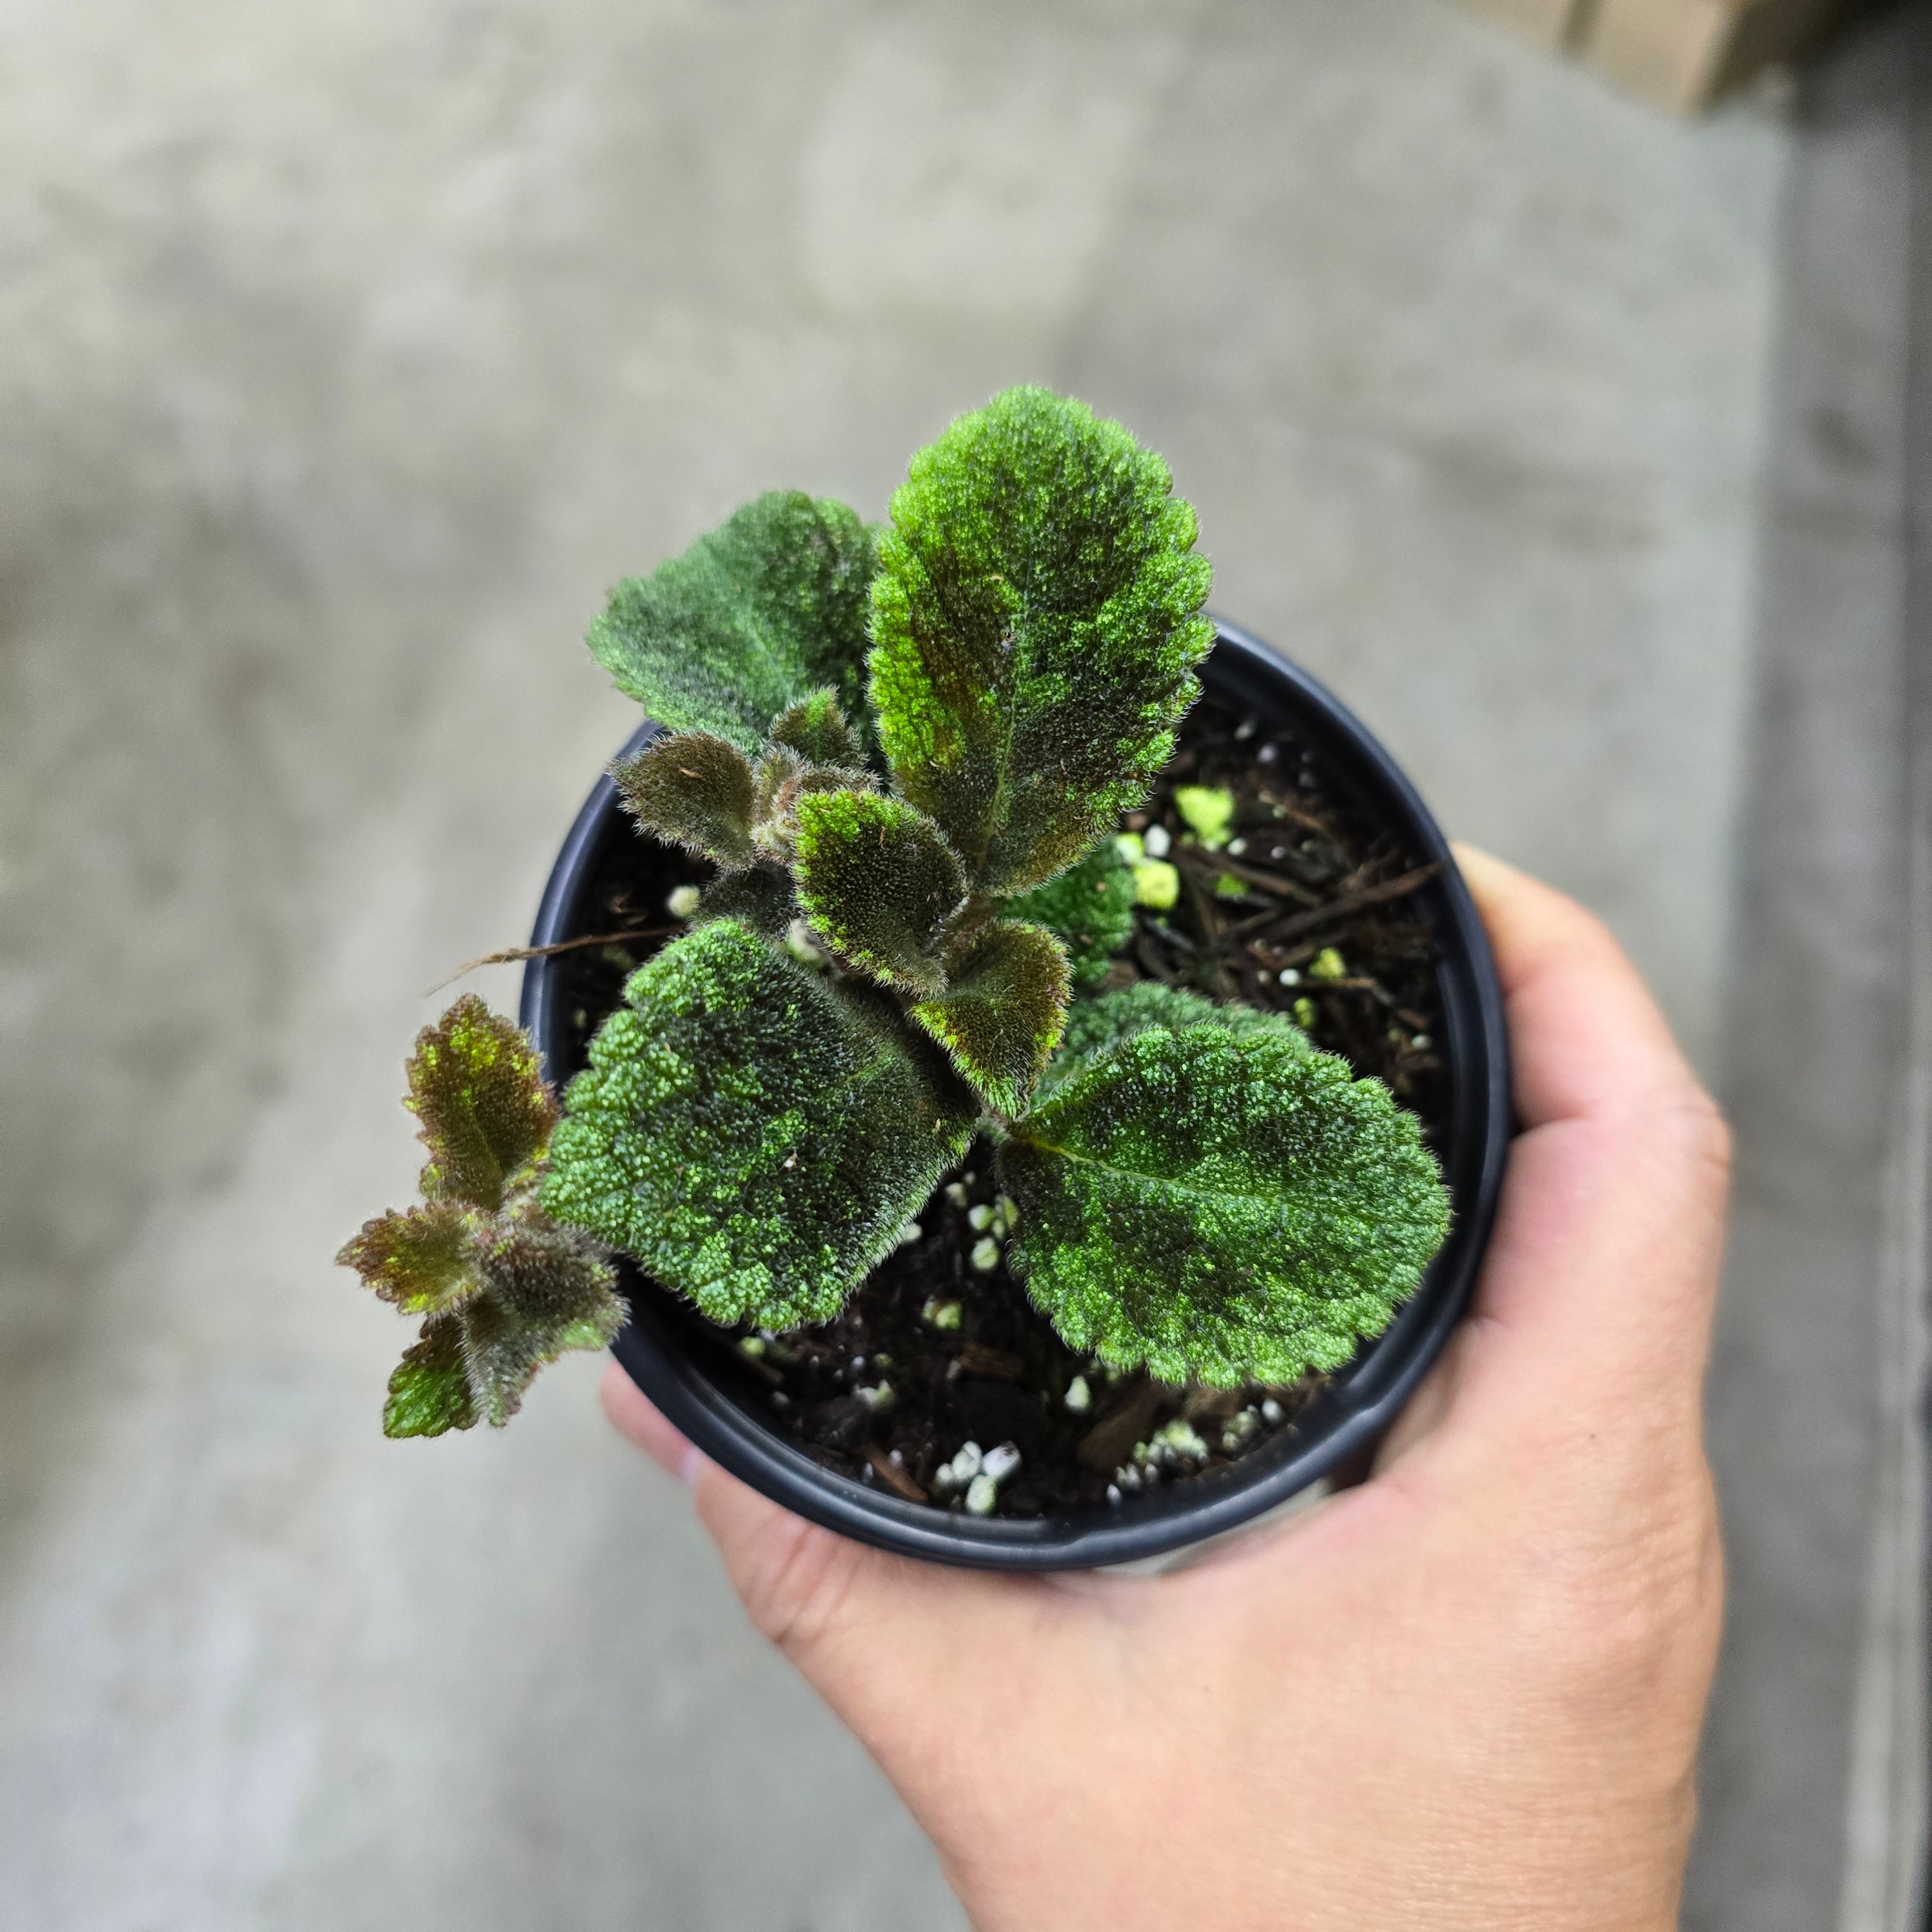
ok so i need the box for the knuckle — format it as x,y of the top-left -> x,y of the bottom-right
1535,1487 -> 1722,1706
1667,1084 -> 1733,1182
733,1513 -> 860,1658
1623,1079 -> 1732,1210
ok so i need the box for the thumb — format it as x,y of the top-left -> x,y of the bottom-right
1441,847 -> 1731,1434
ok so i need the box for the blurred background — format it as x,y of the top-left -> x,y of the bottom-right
1,1 -> 1926,1926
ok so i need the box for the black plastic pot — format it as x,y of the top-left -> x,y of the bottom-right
521,621 -> 1510,1570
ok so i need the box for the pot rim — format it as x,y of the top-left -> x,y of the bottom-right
521,619 -> 1511,1569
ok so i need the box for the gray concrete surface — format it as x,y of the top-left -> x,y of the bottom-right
0,2 -> 1823,1926
1684,12 -> 1929,1927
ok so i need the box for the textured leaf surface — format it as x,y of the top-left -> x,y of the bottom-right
1000,1015 -> 1449,1385
695,863 -> 796,940
543,920 -> 974,1328
768,689 -> 867,770
793,790 -> 968,996
384,1313 -> 477,1438
613,731 -> 757,870
912,920 -> 1069,1116
1005,841 -> 1136,988
407,995 -> 557,1211
1040,980 -> 1309,1096
372,1223 -> 623,1437
589,493 -> 879,752
461,1224 -> 628,1426
868,387 -> 1214,894
336,1202 -> 478,1313
748,746 -> 876,856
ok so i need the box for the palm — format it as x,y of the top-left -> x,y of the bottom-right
604,846 -> 1729,1932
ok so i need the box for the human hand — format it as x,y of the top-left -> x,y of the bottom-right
602,846 -> 1730,1931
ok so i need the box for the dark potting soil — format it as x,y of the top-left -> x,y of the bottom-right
543,692 -> 1448,1519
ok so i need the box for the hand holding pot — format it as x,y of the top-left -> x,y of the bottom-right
604,845 -> 1730,1932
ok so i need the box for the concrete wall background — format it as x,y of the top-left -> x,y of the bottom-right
0,3 -> 1815,1926
1690,14 -> 1929,1927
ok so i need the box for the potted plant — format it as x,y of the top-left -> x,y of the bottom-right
340,387 -> 1510,1568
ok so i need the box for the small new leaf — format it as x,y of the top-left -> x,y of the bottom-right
366,1218 -> 624,1438
695,863 -> 796,940
542,920 -> 974,1328
406,995 -> 557,1211
912,920 -> 1070,1116
1004,841 -> 1136,988
345,999 -> 624,1439
589,492 -> 879,752
336,1202 -> 478,1313
792,790 -> 969,996
613,731 -> 757,870
748,745 -> 876,857
1000,1014 -> 1449,1386
384,1313 -> 476,1438
768,689 -> 867,770
1173,785 -> 1236,850
869,387 -> 1214,894
461,1222 -> 629,1426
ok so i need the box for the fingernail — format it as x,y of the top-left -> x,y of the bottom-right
678,1444 -> 706,1490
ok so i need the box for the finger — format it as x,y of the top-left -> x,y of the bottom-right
1455,1106 -> 1729,1419
599,1362 -> 701,1483
1435,848 -> 1731,1432
1452,843 -> 1701,1131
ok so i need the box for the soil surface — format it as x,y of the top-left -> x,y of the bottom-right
545,692 -> 1448,1519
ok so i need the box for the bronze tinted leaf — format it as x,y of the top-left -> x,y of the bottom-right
336,1202 -> 479,1314
383,1313 -> 478,1438
406,996 -> 558,1212
767,689 -> 867,770
792,790 -> 969,996
613,730 -> 757,870
910,920 -> 1071,1116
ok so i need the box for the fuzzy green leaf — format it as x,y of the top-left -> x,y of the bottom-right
748,745 -> 876,858
376,1226 -> 624,1437
695,862 -> 796,940
792,790 -> 969,996
346,998 -> 621,1439
911,920 -> 1069,1116
1000,1015 -> 1449,1386
384,1313 -> 477,1438
589,493 -> 879,753
1005,841 -> 1137,989
1040,980 -> 1310,1096
336,1202 -> 479,1314
868,387 -> 1214,894
768,689 -> 867,770
460,1222 -> 628,1426
407,995 -> 558,1211
612,731 -> 758,870
542,920 -> 974,1328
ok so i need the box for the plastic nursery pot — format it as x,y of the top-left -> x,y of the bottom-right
521,621 -> 1511,1570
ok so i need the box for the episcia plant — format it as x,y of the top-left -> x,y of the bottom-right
340,387 -> 1452,1443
